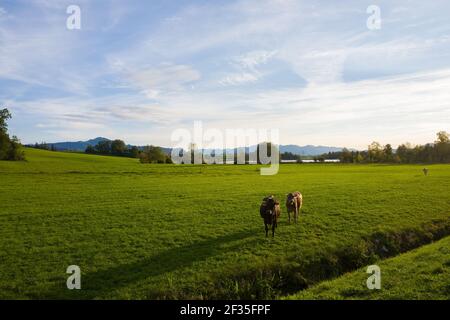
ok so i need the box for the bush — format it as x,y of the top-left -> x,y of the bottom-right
0,108 -> 25,161
139,145 -> 171,164
7,136 -> 25,161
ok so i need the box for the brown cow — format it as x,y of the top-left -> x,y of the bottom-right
260,195 -> 281,237
286,191 -> 303,224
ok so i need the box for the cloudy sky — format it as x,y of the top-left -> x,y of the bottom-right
1,0 -> 449,149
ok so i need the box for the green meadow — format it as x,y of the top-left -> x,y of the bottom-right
0,148 -> 449,299
286,235 -> 450,300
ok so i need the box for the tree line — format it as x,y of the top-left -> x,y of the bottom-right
319,131 -> 450,164
2,106 -> 448,165
85,140 -> 172,163
0,108 -> 24,161
85,139 -> 139,158
280,152 -> 302,162
31,142 -> 57,151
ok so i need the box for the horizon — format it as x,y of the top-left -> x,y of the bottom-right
27,135 -> 442,152
31,136 -> 353,150
1,1 -> 450,149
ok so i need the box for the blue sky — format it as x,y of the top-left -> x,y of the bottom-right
0,0 -> 449,148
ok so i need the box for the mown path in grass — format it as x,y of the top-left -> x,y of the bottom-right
0,148 -> 449,299
285,235 -> 450,300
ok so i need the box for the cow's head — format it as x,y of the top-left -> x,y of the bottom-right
266,196 -> 275,208
262,196 -> 276,215
287,193 -> 295,206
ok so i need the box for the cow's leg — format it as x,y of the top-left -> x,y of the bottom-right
272,222 -> 276,237
265,224 -> 269,237
288,210 -> 291,224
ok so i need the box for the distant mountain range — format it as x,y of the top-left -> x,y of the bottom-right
35,137 -> 351,156
279,144 -> 347,155
33,137 -> 111,152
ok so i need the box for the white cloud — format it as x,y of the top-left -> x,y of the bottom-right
219,72 -> 259,86
0,7 -> 7,19
233,50 -> 277,71
36,121 -> 105,130
13,68 -> 449,148
3,0 -> 450,148
0,7 -> 92,94
281,48 -> 347,84
171,68 -> 450,149
219,50 -> 276,86
107,59 -> 201,97
130,64 -> 201,94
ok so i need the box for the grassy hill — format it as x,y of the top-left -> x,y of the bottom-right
0,148 -> 449,299
285,235 -> 450,300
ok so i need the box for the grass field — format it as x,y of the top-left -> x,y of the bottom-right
0,148 -> 449,299
286,235 -> 450,300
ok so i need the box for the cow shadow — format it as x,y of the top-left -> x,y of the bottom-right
46,228 -> 260,299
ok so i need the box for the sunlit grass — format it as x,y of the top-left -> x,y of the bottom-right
286,236 -> 450,300
0,148 -> 449,299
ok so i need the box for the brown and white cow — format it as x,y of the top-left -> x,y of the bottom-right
286,191 -> 302,223
260,195 -> 281,237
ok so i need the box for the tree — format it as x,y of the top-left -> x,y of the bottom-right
95,140 -> 112,154
383,144 -> 393,162
165,156 -> 173,164
436,131 -> 449,144
85,145 -> 96,154
0,129 -> 10,159
396,143 -> 411,163
368,141 -> 384,163
339,148 -> 353,163
33,142 -> 49,150
0,108 -> 25,161
0,108 -> 12,133
354,151 -> 364,163
129,146 -> 139,158
280,152 -> 301,161
0,109 -> 12,159
8,136 -> 25,160
434,131 -> 450,163
139,145 -> 167,163
111,139 -> 126,155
